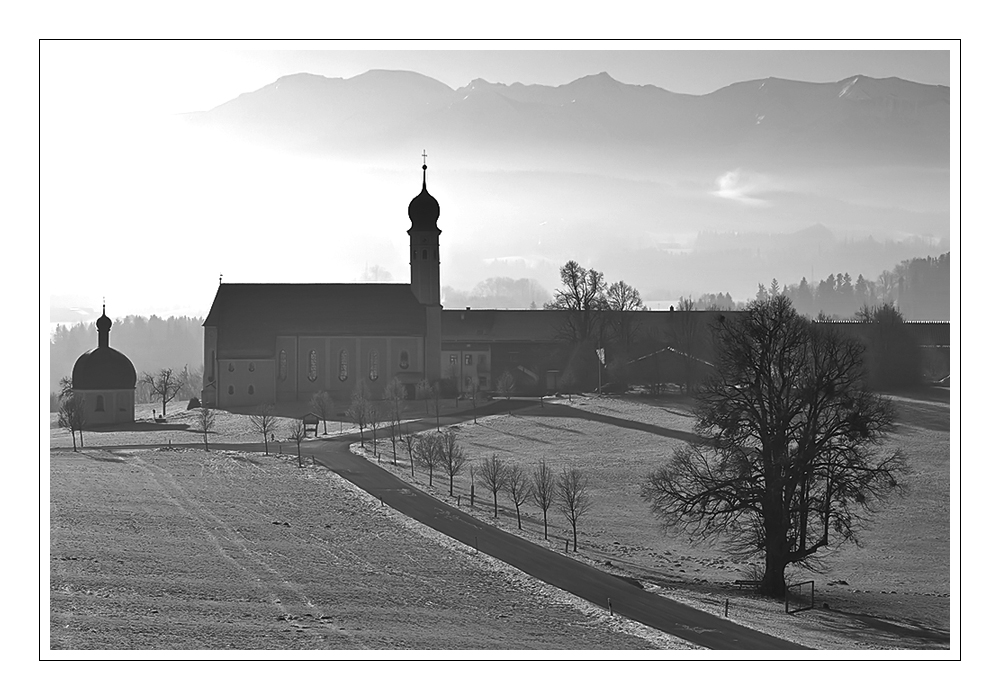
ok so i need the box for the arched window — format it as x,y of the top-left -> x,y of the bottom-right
228,385 -> 234,395
279,350 -> 287,381
248,384 -> 255,395
307,350 -> 318,382
339,349 -> 349,382
95,395 -> 105,412
249,362 -> 255,372
369,350 -> 379,381
399,350 -> 409,370
228,362 -> 235,372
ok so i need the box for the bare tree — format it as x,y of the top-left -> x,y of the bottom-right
414,433 -> 443,486
416,378 -> 432,415
368,399 -> 384,458
58,375 -> 73,400
347,381 -> 371,448
440,429 -> 467,497
558,468 -> 591,552
531,457 -> 556,539
401,427 -> 417,477
248,403 -> 279,456
506,463 -> 533,530
142,368 -> 184,418
544,260 -> 607,343
496,370 -> 515,414
57,394 -> 86,451
383,377 -> 406,465
310,391 -> 334,434
288,419 -> 306,467
479,454 -> 508,518
606,279 -> 646,361
641,295 -> 907,597
195,406 -> 215,452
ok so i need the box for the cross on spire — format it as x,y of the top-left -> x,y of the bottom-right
422,149 -> 428,169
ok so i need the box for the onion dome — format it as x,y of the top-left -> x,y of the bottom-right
71,306 -> 137,390
407,164 -> 441,233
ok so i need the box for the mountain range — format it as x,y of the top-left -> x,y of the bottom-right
183,70 -> 950,301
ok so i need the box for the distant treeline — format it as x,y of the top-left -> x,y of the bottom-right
765,253 -> 950,321
50,315 -> 204,393
443,277 -> 552,310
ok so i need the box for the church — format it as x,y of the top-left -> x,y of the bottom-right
200,162 -> 950,409
203,163 -> 512,408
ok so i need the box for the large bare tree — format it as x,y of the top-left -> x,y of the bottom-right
544,260 -> 607,343
287,419 -> 306,467
558,468 -> 590,552
142,368 -> 184,418
605,279 -> 646,358
641,295 -> 907,597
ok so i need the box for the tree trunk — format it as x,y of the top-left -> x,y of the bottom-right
71,430 -> 77,452
542,510 -> 548,539
515,504 -> 521,529
761,534 -> 788,597
572,522 -> 578,552
493,493 -> 498,518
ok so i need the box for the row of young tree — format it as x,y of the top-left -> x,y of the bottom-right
377,424 -> 592,552
50,367 -> 203,414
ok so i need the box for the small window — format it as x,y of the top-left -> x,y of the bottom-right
399,350 -> 410,370
465,354 -> 472,365
308,350 -> 318,382
95,395 -> 105,412
413,250 -> 417,260
339,349 -> 349,382
369,350 -> 379,381
248,384 -> 255,395
449,354 -> 457,365
249,362 -> 255,373
228,385 -> 234,395
228,362 -> 235,373
279,350 -> 287,381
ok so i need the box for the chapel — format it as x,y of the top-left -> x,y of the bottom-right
71,305 -> 137,424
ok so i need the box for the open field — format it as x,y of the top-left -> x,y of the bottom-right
49,448 -> 692,651
360,392 -> 950,650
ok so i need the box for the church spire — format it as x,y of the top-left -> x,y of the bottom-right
96,301 -> 112,349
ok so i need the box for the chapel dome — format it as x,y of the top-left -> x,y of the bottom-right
407,165 -> 440,233
72,347 -> 137,390
71,308 -> 137,390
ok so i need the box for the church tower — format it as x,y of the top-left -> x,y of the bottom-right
408,159 -> 443,382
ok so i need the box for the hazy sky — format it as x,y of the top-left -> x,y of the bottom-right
41,41 -> 954,320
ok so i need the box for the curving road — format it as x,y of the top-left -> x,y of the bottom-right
298,432 -> 805,651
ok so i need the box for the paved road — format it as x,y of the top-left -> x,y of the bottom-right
296,435 -> 805,651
